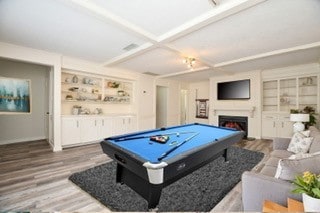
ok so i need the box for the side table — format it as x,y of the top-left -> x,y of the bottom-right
263,198 -> 304,212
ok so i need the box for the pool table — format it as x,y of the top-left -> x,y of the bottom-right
100,123 -> 244,209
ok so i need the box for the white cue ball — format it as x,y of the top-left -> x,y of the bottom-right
177,133 -> 180,137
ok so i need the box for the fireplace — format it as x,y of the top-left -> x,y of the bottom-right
219,115 -> 248,138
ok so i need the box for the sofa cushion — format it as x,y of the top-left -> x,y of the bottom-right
274,154 -> 320,181
287,132 -> 313,154
265,157 -> 281,167
288,152 -> 313,159
309,126 -> 320,153
271,150 -> 293,159
260,165 -> 278,177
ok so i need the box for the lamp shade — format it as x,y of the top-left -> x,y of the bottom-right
290,113 -> 310,122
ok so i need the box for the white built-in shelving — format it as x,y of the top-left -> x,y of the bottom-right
262,73 -> 319,139
60,70 -> 137,148
61,71 -> 133,105
262,75 -> 318,112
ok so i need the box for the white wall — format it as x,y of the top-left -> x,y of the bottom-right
0,42 -> 143,151
0,42 -> 62,151
137,74 -> 156,130
0,58 -> 49,144
209,71 -> 262,139
188,81 -> 210,124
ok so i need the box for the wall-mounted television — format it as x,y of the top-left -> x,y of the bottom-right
217,79 -> 250,100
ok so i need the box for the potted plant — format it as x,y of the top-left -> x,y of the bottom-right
303,106 -> 317,129
292,171 -> 320,212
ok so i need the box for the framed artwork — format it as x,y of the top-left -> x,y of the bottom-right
196,99 -> 209,119
0,77 -> 31,114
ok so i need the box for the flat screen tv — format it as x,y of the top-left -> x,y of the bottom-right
217,79 -> 250,100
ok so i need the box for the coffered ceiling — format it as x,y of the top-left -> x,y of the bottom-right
0,0 -> 319,81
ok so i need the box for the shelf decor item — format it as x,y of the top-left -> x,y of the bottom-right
72,105 -> 81,115
292,171 -> 320,212
290,113 -> 310,132
65,95 -> 73,100
108,81 -> 120,88
0,77 -> 31,114
65,77 -> 72,83
72,75 -> 78,83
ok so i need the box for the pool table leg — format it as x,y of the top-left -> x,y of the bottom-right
116,163 -> 124,184
115,163 -> 162,209
223,148 -> 229,162
147,185 -> 162,209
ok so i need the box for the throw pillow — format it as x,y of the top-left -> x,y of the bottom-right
275,154 -> 320,181
309,126 -> 320,153
300,130 -> 311,137
287,132 -> 313,154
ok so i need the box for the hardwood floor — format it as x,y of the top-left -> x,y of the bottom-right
0,140 -> 112,212
0,139 -> 272,212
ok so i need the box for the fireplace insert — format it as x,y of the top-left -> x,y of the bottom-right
219,115 -> 248,138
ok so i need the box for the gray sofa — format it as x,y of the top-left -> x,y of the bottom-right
242,126 -> 320,212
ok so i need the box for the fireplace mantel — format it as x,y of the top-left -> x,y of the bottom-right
213,106 -> 256,118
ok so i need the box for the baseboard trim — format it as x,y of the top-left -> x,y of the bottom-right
0,136 -> 47,145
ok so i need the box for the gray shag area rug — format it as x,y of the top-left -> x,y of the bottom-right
69,146 -> 264,212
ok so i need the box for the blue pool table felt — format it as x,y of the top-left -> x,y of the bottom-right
107,124 -> 238,163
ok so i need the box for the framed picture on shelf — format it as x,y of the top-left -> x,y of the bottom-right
0,76 -> 31,114
196,99 -> 209,119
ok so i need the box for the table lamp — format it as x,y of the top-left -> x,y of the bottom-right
290,113 -> 310,132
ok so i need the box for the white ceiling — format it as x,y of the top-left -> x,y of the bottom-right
0,0 -> 319,81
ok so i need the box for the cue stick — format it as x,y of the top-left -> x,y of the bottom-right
113,131 -> 196,142
158,132 -> 199,161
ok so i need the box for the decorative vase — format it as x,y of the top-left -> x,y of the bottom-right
303,193 -> 320,212
72,75 -> 78,83
72,108 -> 79,115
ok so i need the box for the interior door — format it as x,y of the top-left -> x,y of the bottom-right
180,89 -> 188,125
47,67 -> 54,144
156,86 -> 168,128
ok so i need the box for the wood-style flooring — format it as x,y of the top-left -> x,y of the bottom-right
0,139 -> 272,212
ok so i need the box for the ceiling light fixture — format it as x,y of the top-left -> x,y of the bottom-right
183,57 -> 196,69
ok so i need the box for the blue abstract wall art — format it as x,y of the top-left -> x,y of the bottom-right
0,77 -> 31,114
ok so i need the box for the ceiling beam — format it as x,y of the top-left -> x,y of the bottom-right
119,0 -> 268,68
215,41 -> 320,67
157,66 -> 212,78
63,0 -> 268,69
157,0 -> 267,43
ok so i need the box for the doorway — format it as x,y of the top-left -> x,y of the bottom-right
0,58 -> 52,145
180,89 -> 188,125
45,67 -> 53,145
156,86 -> 168,128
